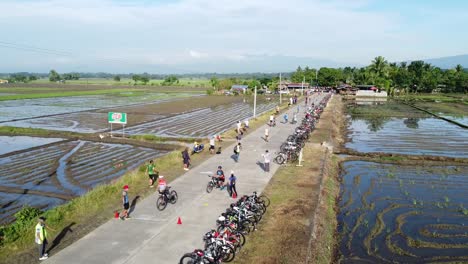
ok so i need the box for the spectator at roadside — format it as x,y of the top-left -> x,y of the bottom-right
209,136 -> 216,154
182,147 -> 190,171
121,185 -> 130,220
35,217 -> 55,261
244,119 -> 249,129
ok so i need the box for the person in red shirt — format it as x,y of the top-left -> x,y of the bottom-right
157,175 -> 167,195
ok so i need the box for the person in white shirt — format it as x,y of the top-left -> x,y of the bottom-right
244,119 -> 249,129
264,128 -> 269,142
209,136 -> 215,154
262,150 -> 271,172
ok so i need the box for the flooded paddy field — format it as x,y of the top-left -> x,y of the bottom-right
337,161 -> 468,263
0,92 -> 196,123
0,140 -> 169,224
346,117 -> 468,157
0,136 -> 64,155
345,102 -> 468,157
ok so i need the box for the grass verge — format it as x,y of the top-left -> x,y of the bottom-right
0,88 -> 149,101
0,98 -> 284,263
233,95 -> 342,264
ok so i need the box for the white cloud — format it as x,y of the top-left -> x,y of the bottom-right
0,0 -> 466,72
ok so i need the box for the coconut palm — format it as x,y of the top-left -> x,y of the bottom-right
369,56 -> 389,79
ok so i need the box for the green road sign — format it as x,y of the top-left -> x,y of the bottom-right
108,112 -> 127,124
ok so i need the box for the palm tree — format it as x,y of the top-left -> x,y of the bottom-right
369,56 -> 389,79
455,64 -> 464,74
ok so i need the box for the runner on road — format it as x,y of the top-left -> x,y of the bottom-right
146,160 -> 157,188
228,171 -> 237,198
262,150 -> 271,172
233,143 -> 241,162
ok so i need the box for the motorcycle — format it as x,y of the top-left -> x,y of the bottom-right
193,143 -> 205,154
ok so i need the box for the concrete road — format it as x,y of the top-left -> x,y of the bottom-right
46,94 -> 326,264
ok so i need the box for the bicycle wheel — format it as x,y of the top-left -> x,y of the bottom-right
156,196 -> 167,211
206,182 -> 214,193
259,195 -> 271,207
290,152 -> 299,162
221,244 -> 236,262
274,154 -> 285,165
179,253 -> 197,264
170,190 -> 178,204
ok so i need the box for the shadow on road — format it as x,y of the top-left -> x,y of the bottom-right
129,195 -> 140,215
48,222 -> 76,254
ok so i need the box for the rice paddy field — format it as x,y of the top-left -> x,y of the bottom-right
337,100 -> 468,263
0,85 -> 279,224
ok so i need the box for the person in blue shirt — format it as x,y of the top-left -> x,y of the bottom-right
229,171 -> 237,198
216,166 -> 225,188
121,185 -> 130,220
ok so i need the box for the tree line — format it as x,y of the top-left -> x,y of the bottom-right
290,56 -> 467,93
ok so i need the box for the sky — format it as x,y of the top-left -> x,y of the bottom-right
1,0 -> 467,73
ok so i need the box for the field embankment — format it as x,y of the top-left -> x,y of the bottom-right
233,95 -> 344,264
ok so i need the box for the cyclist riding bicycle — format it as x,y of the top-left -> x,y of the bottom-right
158,175 -> 169,197
215,166 -> 225,188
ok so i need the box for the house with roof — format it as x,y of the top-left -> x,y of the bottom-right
231,84 -> 249,94
287,83 -> 310,91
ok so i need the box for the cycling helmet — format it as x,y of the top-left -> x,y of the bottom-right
218,216 -> 226,222
218,165 -> 222,169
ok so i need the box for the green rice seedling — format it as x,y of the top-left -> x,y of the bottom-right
444,196 -> 450,203
412,199 -> 417,206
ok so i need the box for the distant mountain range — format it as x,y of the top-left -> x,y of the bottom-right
407,54 -> 468,69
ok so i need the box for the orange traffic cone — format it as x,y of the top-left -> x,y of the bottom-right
177,217 -> 182,225
114,211 -> 120,219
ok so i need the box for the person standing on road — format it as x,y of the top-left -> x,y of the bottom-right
182,147 -> 190,171
262,150 -> 271,172
264,128 -> 269,142
236,121 -> 242,134
269,114 -> 274,126
121,185 -> 130,220
209,136 -> 216,154
36,217 -> 54,261
229,171 -> 237,198
233,143 -> 241,162
146,160 -> 157,188
283,113 -> 289,123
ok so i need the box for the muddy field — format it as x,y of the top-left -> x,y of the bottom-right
119,99 -> 277,137
1,95 -> 274,136
0,140 -> 168,224
338,161 -> 468,263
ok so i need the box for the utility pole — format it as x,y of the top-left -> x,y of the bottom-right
301,76 -> 305,95
279,72 -> 282,104
315,70 -> 318,89
253,86 -> 257,118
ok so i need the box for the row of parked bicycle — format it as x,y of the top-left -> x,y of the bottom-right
179,191 -> 270,263
274,94 -> 331,164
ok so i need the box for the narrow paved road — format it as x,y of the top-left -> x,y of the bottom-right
46,93 -> 326,264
